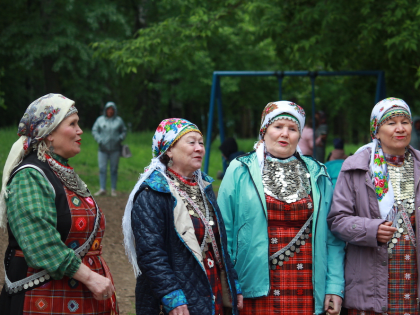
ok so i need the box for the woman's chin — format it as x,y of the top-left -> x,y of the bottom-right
268,148 -> 295,159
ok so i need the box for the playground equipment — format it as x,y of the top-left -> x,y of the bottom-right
204,70 -> 386,173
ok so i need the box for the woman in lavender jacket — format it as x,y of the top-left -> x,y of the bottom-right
328,98 -> 420,314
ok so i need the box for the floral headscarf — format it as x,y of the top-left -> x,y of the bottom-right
254,101 -> 306,173
0,93 -> 76,228
123,118 -> 202,276
356,97 -> 411,219
152,119 -> 202,158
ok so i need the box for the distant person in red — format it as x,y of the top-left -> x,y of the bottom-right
298,119 -> 314,155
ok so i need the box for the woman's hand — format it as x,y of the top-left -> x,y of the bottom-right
169,304 -> 189,315
377,221 -> 397,244
72,263 -> 114,300
324,294 -> 342,315
237,294 -> 244,310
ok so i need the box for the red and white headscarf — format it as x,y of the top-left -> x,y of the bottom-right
254,101 -> 306,173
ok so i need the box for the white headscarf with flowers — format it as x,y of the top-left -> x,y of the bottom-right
122,118 -> 203,276
0,94 -> 76,229
355,97 -> 411,219
254,101 -> 306,173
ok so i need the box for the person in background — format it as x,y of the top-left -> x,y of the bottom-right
217,137 -> 245,179
325,138 -> 348,190
327,138 -> 348,161
328,97 -> 419,314
315,111 -> 328,162
218,101 -> 345,315
298,118 -> 314,156
409,116 -> 420,150
92,102 -> 127,197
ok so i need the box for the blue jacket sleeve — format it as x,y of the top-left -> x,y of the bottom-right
161,289 -> 188,313
91,117 -> 102,144
118,117 -> 127,142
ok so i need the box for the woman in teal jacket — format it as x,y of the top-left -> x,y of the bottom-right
217,101 -> 345,315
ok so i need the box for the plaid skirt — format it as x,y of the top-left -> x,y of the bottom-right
22,188 -> 118,315
348,215 -> 418,315
242,194 -> 314,315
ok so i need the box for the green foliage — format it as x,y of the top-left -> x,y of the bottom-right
3,0 -> 420,142
93,0 -> 420,142
0,0 -> 137,128
0,68 -> 5,110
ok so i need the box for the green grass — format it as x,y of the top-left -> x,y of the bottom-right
0,128 -> 362,193
0,129 -> 256,193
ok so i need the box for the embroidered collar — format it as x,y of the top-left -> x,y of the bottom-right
266,153 -> 296,164
167,168 -> 197,186
50,152 -> 69,166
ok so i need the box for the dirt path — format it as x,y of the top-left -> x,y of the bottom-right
0,193 -> 136,314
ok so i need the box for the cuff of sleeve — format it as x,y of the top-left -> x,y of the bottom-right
162,289 -> 188,313
325,283 -> 344,299
367,219 -> 386,247
63,254 -> 82,279
235,279 -> 242,294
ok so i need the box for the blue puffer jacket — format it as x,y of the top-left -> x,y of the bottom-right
131,171 -> 241,315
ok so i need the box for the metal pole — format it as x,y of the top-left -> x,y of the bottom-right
216,79 -> 227,172
276,71 -> 284,100
375,73 -> 382,104
204,74 -> 218,173
380,71 -> 386,100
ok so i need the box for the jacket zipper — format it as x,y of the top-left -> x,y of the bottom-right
241,160 -> 270,295
313,182 -> 322,310
312,173 -> 327,313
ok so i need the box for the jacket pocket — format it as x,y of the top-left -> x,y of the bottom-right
233,223 -> 247,266
344,244 -> 360,292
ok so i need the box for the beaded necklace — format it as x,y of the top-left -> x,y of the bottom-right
167,168 -> 197,186
262,155 -> 311,203
45,154 -> 90,197
386,152 -> 416,257
384,151 -> 406,167
166,170 -> 212,254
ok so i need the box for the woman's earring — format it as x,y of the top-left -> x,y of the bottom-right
49,140 -> 54,153
168,157 -> 173,167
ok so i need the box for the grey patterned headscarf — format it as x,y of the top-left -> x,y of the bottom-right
0,93 -> 77,228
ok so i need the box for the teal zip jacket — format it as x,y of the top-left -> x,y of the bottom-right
217,151 -> 345,314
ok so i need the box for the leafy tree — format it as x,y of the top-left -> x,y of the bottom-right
94,0 -> 420,142
0,0 -> 136,128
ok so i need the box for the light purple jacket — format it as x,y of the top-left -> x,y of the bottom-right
327,146 -> 420,313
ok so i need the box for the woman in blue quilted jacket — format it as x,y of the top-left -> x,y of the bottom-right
122,118 -> 243,315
